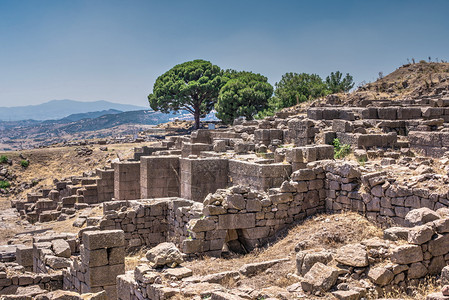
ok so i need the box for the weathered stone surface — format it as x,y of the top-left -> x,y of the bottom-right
384,227 -> 410,241
443,285 -> 449,296
82,230 -> 125,250
199,271 -> 240,284
51,239 -> 71,258
429,234 -> 449,256
434,218 -> 449,233
239,258 -> 288,277
45,255 -> 71,269
218,213 -> 255,229
14,285 -> 47,297
335,243 -> 368,267
188,218 -> 216,233
210,291 -> 246,300
164,266 -> 193,279
85,264 -> 125,289
223,194 -> 245,210
442,266 -> 449,285
407,262 -> 428,279
405,208 -> 440,227
426,292 -> 449,300
81,246 -> 108,267
296,251 -> 333,275
301,262 -> 339,293
332,290 -> 362,300
367,267 -> 394,286
408,224 -> 435,245
390,244 -> 423,264
146,242 -> 184,268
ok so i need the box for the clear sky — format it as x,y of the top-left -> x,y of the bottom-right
1,0 -> 448,107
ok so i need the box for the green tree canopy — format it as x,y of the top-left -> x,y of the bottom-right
148,59 -> 225,129
325,71 -> 354,93
274,72 -> 328,108
215,71 -> 273,124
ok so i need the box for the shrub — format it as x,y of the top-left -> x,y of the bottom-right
0,155 -> 8,164
20,160 -> 29,168
0,181 -> 10,189
333,138 -> 351,159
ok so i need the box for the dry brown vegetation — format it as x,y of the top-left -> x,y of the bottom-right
350,62 -> 449,101
0,141 -> 156,200
181,212 -> 382,287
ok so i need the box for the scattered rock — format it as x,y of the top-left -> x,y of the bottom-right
146,242 -> 184,268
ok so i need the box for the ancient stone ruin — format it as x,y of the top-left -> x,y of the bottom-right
5,93 -> 449,298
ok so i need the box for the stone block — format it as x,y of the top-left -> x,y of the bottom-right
390,244 -> 423,264
85,264 -> 125,287
218,213 -> 255,229
82,230 -> 125,250
81,246 -> 108,267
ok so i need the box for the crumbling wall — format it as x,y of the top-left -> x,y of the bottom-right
182,165 -> 327,257
0,262 -> 62,295
63,230 -> 125,299
98,198 -> 197,249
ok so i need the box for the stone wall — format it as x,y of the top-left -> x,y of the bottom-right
32,233 -> 78,274
409,131 -> 449,157
140,156 -> 179,198
180,158 -> 229,202
322,161 -> 449,227
114,162 -> 140,200
182,168 -> 326,257
63,230 -> 125,299
0,262 -> 62,296
98,198 -> 198,249
228,160 -> 291,191
95,168 -> 114,203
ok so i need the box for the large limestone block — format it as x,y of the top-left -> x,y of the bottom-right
218,213 -> 255,230
301,262 -> 339,293
296,251 -> 333,275
367,267 -> 393,286
429,234 -> 449,256
80,246 -> 108,267
146,242 -> 184,268
82,230 -> 125,250
335,243 -> 368,267
408,225 -> 435,245
408,262 -> 428,279
390,244 -> 423,264
239,258 -> 288,277
45,255 -> 71,269
85,264 -> 125,287
405,208 -> 440,227
51,239 -> 71,258
188,218 -> 216,233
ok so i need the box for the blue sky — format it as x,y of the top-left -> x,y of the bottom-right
1,0 -> 448,107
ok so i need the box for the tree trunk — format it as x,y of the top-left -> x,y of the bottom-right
194,109 -> 200,129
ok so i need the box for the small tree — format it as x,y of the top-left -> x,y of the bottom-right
325,71 -> 355,93
215,71 -> 273,124
148,60 -> 225,129
274,73 -> 328,108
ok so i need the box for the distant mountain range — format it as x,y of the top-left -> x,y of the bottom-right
0,99 -> 147,121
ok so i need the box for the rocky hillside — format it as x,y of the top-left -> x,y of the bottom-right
348,62 -> 449,103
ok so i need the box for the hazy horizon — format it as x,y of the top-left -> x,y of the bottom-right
1,0 -> 448,107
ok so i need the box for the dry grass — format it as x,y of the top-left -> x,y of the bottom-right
0,141 -> 156,200
182,212 -> 383,291
125,247 -> 149,271
381,276 -> 440,300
